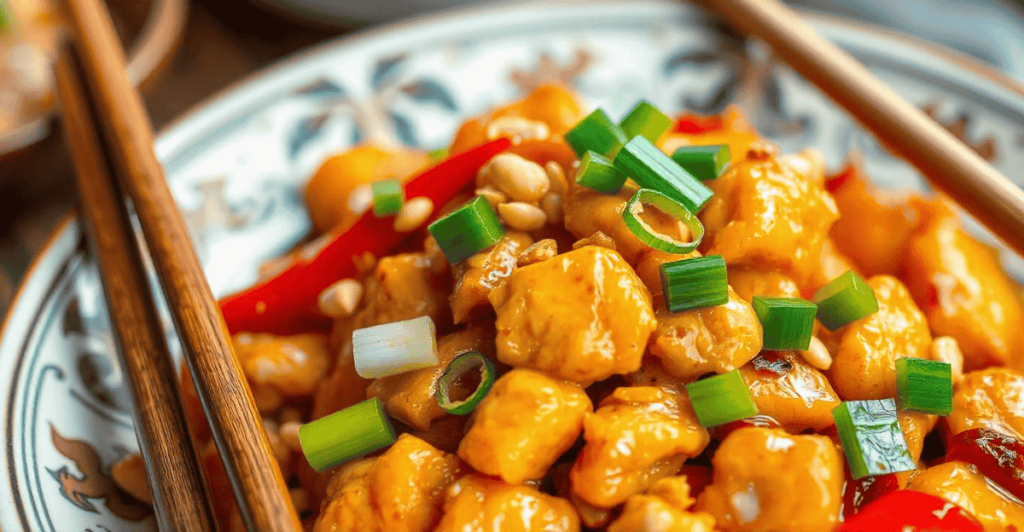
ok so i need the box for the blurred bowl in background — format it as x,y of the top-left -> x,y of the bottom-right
248,0 -> 482,25
0,0 -> 189,158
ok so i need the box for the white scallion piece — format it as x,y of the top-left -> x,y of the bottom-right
352,316 -> 439,379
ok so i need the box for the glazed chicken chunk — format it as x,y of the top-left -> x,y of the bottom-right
572,386 -> 710,508
458,369 -> 592,484
313,434 -> 461,532
488,246 -> 657,382
697,427 -> 843,532
434,473 -> 580,532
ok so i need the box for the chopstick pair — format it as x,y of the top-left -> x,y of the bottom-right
55,0 -> 303,531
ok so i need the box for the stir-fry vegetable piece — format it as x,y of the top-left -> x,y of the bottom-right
660,255 -> 728,313
751,297 -> 817,350
435,351 -> 496,415
614,136 -> 713,213
837,490 -> 983,532
686,370 -> 758,427
945,428 -> 1024,502
576,150 -> 627,194
895,358 -> 953,415
218,139 -> 510,334
370,178 -> 404,217
428,196 -> 505,264
619,100 -> 672,142
814,270 -> 879,330
564,109 -> 628,158
842,473 -> 901,517
353,316 -> 439,379
0,0 -> 12,31
299,397 -> 396,472
622,189 -> 705,253
832,399 -> 915,479
673,114 -> 724,134
671,145 -> 731,182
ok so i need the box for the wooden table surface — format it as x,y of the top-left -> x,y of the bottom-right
0,0 -> 346,314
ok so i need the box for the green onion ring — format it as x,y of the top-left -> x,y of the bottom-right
435,351 -> 496,415
622,188 -> 704,253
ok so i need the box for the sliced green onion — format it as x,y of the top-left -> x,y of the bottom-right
660,255 -> 728,313
671,145 -> 731,182
428,196 -> 505,264
686,370 -> 759,427
577,150 -> 628,194
619,100 -> 672,143
435,351 -> 497,415
564,109 -> 629,158
371,179 -> 404,217
352,316 -> 439,379
896,358 -> 953,415
622,189 -> 704,253
614,136 -> 713,213
299,397 -> 396,472
0,1 -> 12,31
752,297 -> 817,350
832,399 -> 915,479
813,270 -> 879,330
427,147 -> 449,162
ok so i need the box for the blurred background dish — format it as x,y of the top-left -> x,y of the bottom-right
0,0 -> 188,156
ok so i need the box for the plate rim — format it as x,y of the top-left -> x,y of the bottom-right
5,0 -> 1024,528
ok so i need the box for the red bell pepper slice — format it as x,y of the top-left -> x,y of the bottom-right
837,490 -> 983,532
843,473 -> 900,517
673,114 -> 724,135
218,138 -> 511,334
826,164 -> 856,193
946,428 -> 1024,502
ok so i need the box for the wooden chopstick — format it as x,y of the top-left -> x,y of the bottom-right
703,0 -> 1024,258
54,46 -> 218,532
61,0 -> 303,530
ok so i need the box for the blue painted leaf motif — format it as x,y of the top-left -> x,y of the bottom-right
390,112 -> 416,146
289,112 -> 331,159
685,72 -> 738,115
77,353 -> 129,412
664,50 -> 718,75
400,79 -> 458,111
371,55 -> 406,89
295,78 -> 347,99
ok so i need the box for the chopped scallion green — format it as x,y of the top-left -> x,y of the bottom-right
564,109 -> 628,158
686,370 -> 759,427
622,189 -> 704,253
435,351 -> 497,415
428,196 -> 505,263
813,270 -> 879,330
371,179 -> 404,217
614,136 -> 713,213
752,297 -> 817,350
896,358 -> 953,415
671,145 -> 731,181
298,397 -> 396,472
832,399 -> 915,479
576,150 -> 628,194
353,316 -> 439,379
620,100 -> 672,143
0,1 -> 12,31
660,255 -> 729,313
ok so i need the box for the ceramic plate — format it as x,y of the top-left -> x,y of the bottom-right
3,1 -> 1024,529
